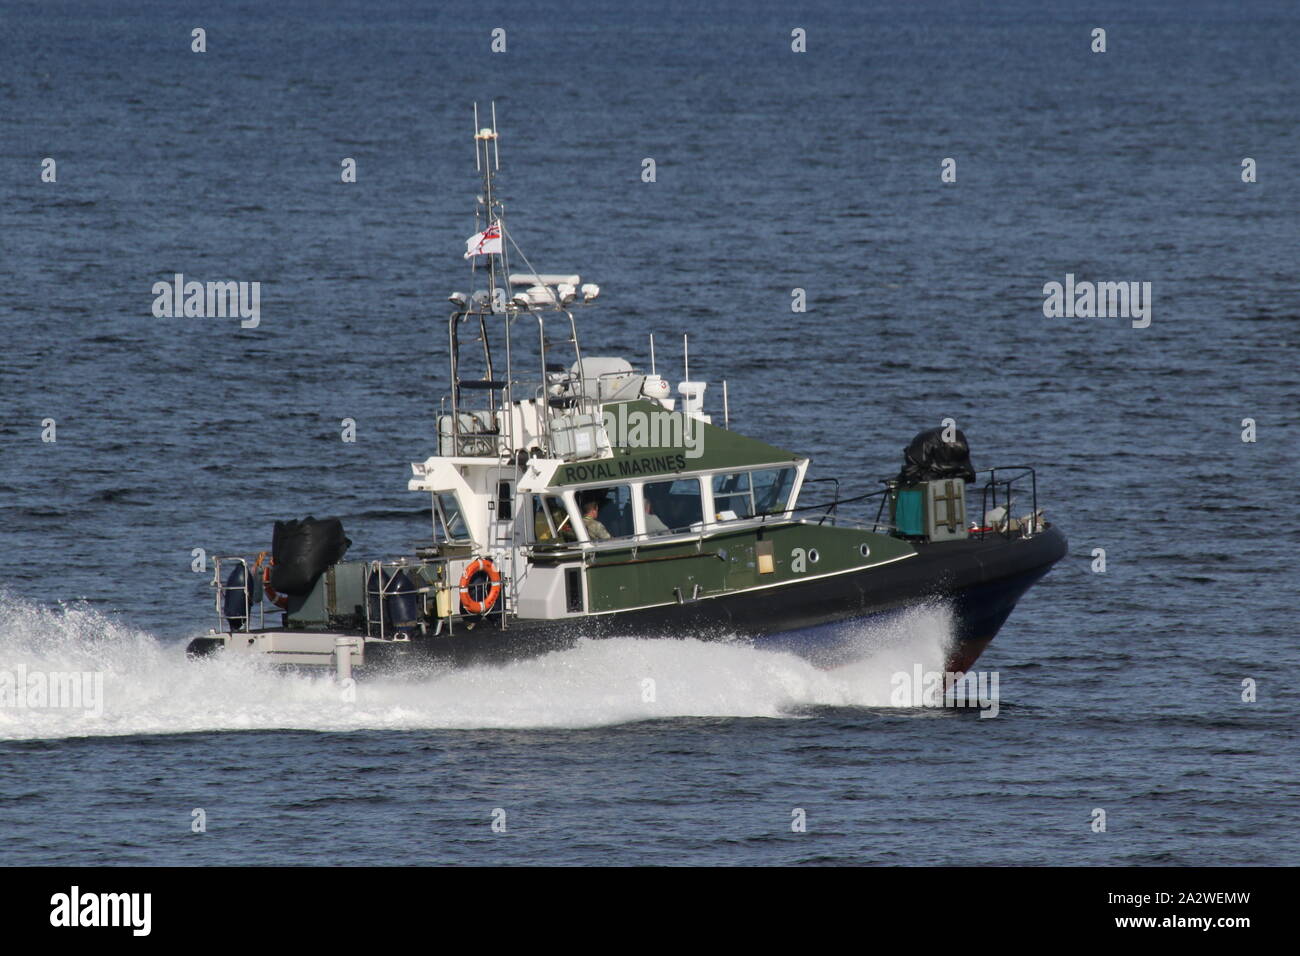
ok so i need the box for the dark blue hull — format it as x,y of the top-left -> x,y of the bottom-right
352,526 -> 1069,673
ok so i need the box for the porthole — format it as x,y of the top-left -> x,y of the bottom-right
808,548 -> 820,564
859,543 -> 871,558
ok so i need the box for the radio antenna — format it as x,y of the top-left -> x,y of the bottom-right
491,101 -> 500,170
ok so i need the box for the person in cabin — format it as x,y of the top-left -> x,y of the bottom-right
535,497 -> 576,542
581,494 -> 611,541
533,502 -> 553,541
644,497 -> 669,535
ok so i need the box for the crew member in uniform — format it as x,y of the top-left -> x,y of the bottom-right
581,494 -> 611,540
644,497 -> 669,535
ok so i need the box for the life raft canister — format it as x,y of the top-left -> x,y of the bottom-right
459,557 -> 502,615
254,551 -> 289,610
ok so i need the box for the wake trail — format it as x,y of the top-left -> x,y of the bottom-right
0,593 -> 953,739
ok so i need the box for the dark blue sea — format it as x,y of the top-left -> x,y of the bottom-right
1,0 -> 1297,866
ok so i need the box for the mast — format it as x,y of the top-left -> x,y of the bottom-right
473,102 -> 502,313
473,102 -> 514,629
451,100 -> 601,464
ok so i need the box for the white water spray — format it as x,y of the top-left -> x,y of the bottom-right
0,594 -> 954,740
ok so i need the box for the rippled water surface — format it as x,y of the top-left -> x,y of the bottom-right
0,0 -> 1297,865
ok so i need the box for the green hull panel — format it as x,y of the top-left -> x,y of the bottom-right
584,522 -> 915,614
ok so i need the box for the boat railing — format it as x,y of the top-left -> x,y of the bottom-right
447,308 -> 507,457
211,554 -> 267,633
973,466 -> 1039,539
752,482 -> 892,531
528,525 -> 711,560
790,468 -> 1042,540
443,305 -> 608,459
528,472 -> 1050,567
797,477 -> 841,525
529,473 -> 1024,556
366,554 -> 519,638
440,411 -> 507,457
363,559 -> 440,640
529,512 -> 788,563
534,382 -> 600,415
534,310 -> 587,451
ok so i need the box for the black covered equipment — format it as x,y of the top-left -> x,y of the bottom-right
897,427 -> 976,484
270,516 -> 351,596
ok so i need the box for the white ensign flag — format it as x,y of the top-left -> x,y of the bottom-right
464,222 -> 503,259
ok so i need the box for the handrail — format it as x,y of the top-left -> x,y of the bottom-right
766,484 -> 892,528
211,554 -> 264,633
799,477 -> 841,525
753,466 -> 1041,540
975,466 -> 1039,538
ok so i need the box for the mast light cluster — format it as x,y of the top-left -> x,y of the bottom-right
447,276 -> 599,313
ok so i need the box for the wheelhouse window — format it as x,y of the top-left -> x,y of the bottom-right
532,494 -> 578,543
643,477 -> 703,534
577,485 -> 634,540
711,472 -> 754,521
433,491 -> 471,543
751,467 -> 797,516
711,466 -> 798,522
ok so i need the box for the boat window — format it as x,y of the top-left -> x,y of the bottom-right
533,494 -> 578,543
433,492 -> 471,542
751,467 -> 797,515
577,485 -> 634,539
711,471 -> 754,520
643,477 -> 703,534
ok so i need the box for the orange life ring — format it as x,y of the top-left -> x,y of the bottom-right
254,551 -> 289,610
459,557 -> 501,615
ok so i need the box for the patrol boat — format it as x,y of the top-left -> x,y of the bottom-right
188,108 -> 1067,678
